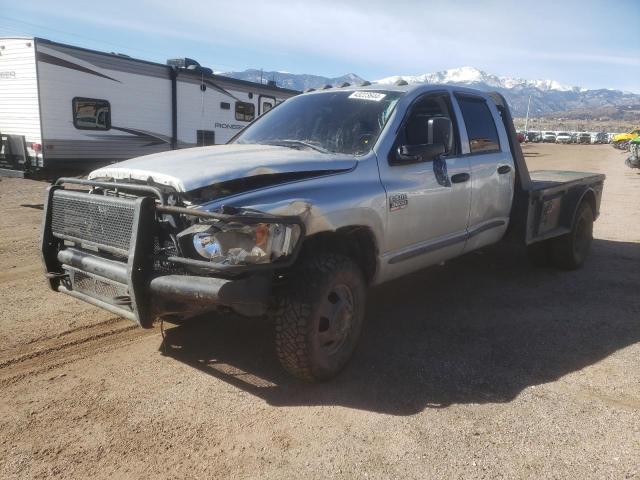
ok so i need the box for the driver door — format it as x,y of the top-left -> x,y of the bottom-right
378,92 -> 471,278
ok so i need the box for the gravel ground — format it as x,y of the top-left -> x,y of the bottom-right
0,143 -> 638,479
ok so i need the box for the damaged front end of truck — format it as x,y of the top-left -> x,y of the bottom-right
41,178 -> 305,328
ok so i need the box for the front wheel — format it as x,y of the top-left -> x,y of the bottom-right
273,254 -> 366,381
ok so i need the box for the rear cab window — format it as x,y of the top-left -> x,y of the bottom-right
455,95 -> 500,154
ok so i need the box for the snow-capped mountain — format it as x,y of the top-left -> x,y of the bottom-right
221,67 -> 640,118
374,67 -> 640,117
375,67 -> 577,92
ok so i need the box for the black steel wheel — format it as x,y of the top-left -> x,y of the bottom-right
273,253 -> 366,381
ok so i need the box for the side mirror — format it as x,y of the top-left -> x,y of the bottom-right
428,117 -> 453,155
396,143 -> 445,163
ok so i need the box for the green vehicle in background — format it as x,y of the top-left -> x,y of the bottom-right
626,137 -> 640,169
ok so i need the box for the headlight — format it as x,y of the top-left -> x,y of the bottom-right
192,232 -> 223,259
178,221 -> 301,266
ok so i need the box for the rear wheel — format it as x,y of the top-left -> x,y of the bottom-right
549,202 -> 594,270
273,254 -> 366,381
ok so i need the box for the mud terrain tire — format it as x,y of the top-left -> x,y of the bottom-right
273,254 -> 366,381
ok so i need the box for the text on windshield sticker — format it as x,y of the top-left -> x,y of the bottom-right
349,91 -> 387,102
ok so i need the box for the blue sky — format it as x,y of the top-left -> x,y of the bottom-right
1,0 -> 639,92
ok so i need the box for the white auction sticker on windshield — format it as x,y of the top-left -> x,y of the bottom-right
348,91 -> 387,102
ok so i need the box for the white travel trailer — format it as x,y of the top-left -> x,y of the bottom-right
0,37 -> 299,175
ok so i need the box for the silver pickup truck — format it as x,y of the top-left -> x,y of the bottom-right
42,84 -> 604,381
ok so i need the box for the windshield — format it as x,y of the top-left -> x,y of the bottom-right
233,90 -> 404,155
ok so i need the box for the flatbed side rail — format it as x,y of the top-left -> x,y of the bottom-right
525,175 -> 604,245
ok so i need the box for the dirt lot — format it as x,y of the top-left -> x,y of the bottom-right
0,143 -> 638,479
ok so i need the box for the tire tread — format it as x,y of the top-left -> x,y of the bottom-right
272,254 -> 361,381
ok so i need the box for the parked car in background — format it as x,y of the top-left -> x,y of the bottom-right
516,132 -> 526,143
556,132 -> 572,144
526,131 -> 541,142
593,132 -> 608,144
626,137 -> 640,168
577,132 -> 592,144
542,131 -> 556,143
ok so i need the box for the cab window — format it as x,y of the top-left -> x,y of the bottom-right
455,95 -> 500,154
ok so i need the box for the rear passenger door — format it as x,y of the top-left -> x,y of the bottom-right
453,94 -> 515,252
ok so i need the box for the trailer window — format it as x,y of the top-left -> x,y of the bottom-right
262,101 -> 273,114
72,98 -> 111,130
197,130 -> 215,146
235,102 -> 255,122
220,102 -> 230,110
455,95 -> 500,154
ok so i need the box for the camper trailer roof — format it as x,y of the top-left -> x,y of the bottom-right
27,37 -> 300,95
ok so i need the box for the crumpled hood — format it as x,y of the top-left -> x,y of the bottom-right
89,144 -> 356,192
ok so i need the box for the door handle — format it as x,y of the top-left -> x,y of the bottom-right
450,173 -> 470,184
497,165 -> 512,174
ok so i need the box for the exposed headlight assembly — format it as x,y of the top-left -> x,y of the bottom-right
178,220 -> 302,266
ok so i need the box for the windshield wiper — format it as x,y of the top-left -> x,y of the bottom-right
265,139 -> 330,154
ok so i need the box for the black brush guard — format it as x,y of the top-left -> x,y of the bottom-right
41,178 -> 304,327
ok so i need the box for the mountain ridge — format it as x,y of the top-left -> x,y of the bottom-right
220,68 -> 365,92
221,67 -> 640,118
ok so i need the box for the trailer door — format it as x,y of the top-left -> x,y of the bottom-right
258,95 -> 276,115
